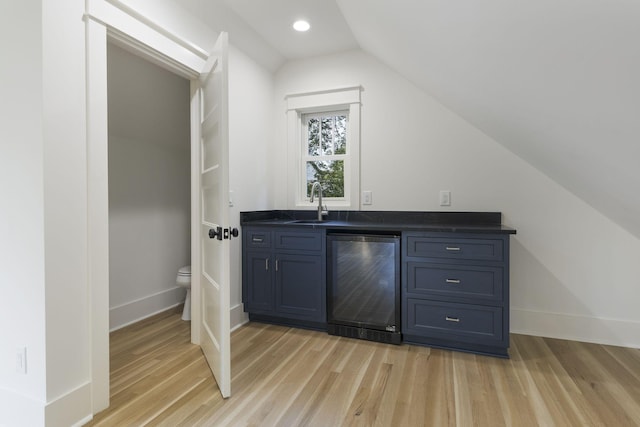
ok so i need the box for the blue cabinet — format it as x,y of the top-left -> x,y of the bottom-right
242,224 -> 513,356
242,227 -> 326,327
402,232 -> 511,357
244,251 -> 273,313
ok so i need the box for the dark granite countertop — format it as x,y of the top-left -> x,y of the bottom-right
240,210 -> 516,234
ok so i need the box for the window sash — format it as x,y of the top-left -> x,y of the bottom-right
301,111 -> 349,200
303,160 -> 348,200
303,111 -> 349,157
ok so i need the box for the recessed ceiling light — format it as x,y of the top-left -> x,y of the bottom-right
293,20 -> 310,32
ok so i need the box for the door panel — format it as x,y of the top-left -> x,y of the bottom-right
194,32 -> 231,398
201,171 -> 222,228
202,110 -> 221,172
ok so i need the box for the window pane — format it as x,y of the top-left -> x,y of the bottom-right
307,117 -> 320,155
334,115 -> 347,154
318,115 -> 348,156
306,160 -> 345,198
306,113 -> 347,157
321,117 -> 333,155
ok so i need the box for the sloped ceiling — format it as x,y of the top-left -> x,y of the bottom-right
336,0 -> 640,238
175,0 -> 640,238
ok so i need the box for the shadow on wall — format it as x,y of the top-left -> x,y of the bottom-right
509,238 -> 620,347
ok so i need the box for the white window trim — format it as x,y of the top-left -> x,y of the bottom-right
285,86 -> 361,210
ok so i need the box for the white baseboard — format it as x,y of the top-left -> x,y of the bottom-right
44,381 -> 92,427
0,388 -> 44,426
110,287 -> 186,331
230,303 -> 249,332
0,385 -> 91,427
511,308 -> 640,348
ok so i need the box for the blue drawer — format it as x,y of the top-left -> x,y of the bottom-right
406,236 -> 503,262
246,229 -> 271,249
405,298 -> 503,342
407,262 -> 503,303
275,231 -> 322,251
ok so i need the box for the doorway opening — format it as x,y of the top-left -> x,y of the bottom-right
106,41 -> 192,332
88,8 -> 233,408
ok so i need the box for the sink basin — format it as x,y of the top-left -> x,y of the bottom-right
288,219 -> 326,224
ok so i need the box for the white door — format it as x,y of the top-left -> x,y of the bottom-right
193,32 -> 231,398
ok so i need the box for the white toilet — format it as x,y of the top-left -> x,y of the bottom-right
176,265 -> 192,321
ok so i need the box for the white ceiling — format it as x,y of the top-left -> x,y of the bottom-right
221,0 -> 358,59
177,0 -> 640,238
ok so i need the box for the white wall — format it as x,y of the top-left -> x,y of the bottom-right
43,1 -> 93,424
228,44 -> 275,328
0,1 -> 47,425
1,0 -> 93,426
107,43 -> 191,330
273,49 -> 640,348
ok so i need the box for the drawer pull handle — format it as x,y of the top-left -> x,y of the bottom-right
445,316 -> 460,323
446,279 -> 461,284
252,237 -> 264,243
446,246 -> 461,251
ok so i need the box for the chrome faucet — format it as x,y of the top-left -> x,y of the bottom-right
310,181 -> 328,221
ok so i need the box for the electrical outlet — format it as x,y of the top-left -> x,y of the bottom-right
439,190 -> 451,206
363,190 -> 373,205
16,347 -> 27,374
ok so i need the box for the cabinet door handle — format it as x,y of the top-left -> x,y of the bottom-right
446,279 -> 461,284
445,246 -> 460,251
275,259 -> 279,272
445,316 -> 460,323
265,258 -> 269,271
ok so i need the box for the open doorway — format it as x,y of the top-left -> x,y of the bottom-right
87,7 -> 233,408
106,41 -> 191,330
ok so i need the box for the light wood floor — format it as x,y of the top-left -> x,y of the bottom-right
86,307 -> 640,426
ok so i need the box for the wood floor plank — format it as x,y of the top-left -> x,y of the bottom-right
340,344 -> 389,426
305,338 -> 372,426
423,350 -> 456,426
388,345 -> 420,426
265,337 -> 343,426
543,338 -> 639,426
470,355 -> 507,426
85,310 -> 640,427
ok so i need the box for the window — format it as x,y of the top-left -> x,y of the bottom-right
286,86 -> 361,210
303,111 -> 348,199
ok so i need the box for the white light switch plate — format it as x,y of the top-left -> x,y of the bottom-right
363,190 -> 373,205
439,190 -> 451,206
16,347 -> 27,374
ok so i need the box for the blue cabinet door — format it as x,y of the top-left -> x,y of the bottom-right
245,251 -> 273,313
275,253 -> 324,322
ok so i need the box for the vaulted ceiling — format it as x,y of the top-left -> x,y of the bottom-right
176,0 -> 640,238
